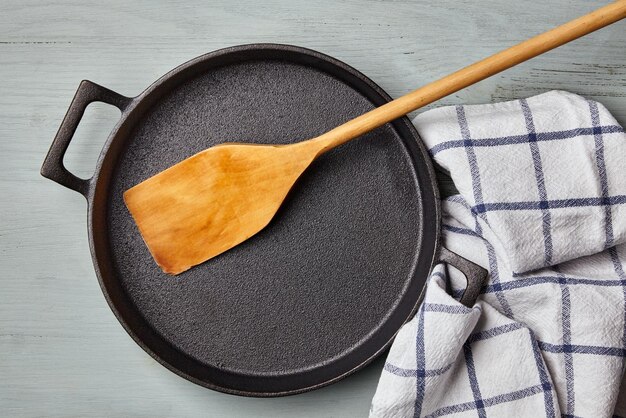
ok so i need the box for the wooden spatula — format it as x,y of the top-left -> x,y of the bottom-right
125,1 -> 626,274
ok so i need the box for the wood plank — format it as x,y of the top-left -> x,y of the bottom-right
1,0 -> 624,416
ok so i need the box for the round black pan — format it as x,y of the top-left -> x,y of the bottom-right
41,44 -> 485,396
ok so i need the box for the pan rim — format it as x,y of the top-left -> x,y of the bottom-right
86,43 -> 441,397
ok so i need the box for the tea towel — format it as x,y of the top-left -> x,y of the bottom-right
370,91 -> 626,417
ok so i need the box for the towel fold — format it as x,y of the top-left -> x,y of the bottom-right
370,91 -> 626,417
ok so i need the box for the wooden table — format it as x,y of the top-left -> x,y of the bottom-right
1,1 -> 624,416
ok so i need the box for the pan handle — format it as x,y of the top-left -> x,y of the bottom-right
438,246 -> 487,307
41,80 -> 131,197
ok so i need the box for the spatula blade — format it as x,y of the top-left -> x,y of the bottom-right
124,143 -> 315,274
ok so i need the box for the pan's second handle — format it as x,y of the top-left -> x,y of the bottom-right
41,80 -> 131,197
438,247 -> 488,307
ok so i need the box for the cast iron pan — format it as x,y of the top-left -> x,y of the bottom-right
41,44 -> 485,396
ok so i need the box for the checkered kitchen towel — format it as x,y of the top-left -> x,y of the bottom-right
370,91 -> 626,417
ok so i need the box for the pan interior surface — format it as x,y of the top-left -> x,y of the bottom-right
102,48 -> 434,394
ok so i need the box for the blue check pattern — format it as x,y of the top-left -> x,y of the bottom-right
370,91 -> 626,417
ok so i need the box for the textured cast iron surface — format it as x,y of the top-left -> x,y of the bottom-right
110,60 -> 422,367
72,45 -> 440,395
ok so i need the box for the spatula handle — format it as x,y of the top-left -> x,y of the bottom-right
313,0 -> 626,152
